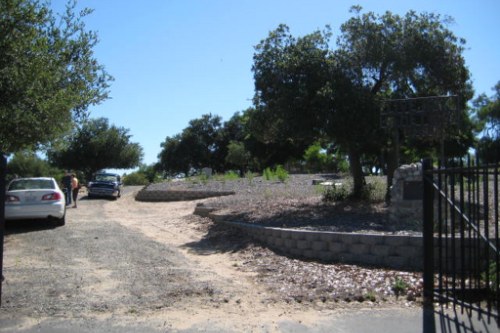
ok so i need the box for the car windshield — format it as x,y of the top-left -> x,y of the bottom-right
8,179 -> 55,190
94,174 -> 119,182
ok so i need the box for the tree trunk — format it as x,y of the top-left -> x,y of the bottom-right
348,147 -> 365,199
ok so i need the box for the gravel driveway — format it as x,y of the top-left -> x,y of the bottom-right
0,184 -> 423,332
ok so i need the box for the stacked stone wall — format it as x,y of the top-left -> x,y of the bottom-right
389,163 -> 423,227
196,206 -> 480,272
135,188 -> 235,202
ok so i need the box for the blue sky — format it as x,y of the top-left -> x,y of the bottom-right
54,0 -> 500,168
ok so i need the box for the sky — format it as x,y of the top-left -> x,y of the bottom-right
52,0 -> 500,170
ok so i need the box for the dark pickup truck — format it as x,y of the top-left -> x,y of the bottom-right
87,173 -> 122,199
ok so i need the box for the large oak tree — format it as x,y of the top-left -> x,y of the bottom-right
48,118 -> 143,181
251,8 -> 474,197
0,0 -> 112,153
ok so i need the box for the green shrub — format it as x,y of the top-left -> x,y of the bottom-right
322,184 -> 349,202
482,261 -> 498,292
224,170 -> 240,180
275,165 -> 289,182
262,165 -> 289,182
123,172 -> 149,186
245,171 -> 256,184
361,177 -> 387,202
336,158 -> 350,174
263,167 -> 273,180
392,277 -> 408,298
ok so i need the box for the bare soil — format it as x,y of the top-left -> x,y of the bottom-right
1,178 -> 424,332
143,174 -> 424,307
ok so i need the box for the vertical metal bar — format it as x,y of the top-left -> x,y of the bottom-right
438,162 -> 444,299
482,164 -> 490,316
474,158 -> 481,293
459,158 -> 466,311
423,158 -> 435,304
467,157 -> 473,301
444,163 -> 450,305
494,163 -> 499,317
0,153 -> 6,306
450,168 -> 457,305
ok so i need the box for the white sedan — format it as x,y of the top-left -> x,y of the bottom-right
4,177 -> 66,226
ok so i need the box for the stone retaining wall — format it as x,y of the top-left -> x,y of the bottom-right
389,163 -> 424,226
195,206 -> 476,272
135,188 -> 235,202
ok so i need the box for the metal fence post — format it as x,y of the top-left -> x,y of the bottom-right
0,153 -> 6,306
423,158 -> 434,304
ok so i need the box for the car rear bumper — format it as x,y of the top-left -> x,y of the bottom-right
5,203 -> 66,220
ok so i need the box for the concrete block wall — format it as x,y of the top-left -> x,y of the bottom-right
195,206 -> 477,272
222,219 -> 424,270
135,189 -> 235,202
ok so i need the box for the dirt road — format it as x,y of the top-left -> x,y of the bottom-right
0,187 -> 411,332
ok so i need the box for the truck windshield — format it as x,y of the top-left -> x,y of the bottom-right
94,174 -> 119,182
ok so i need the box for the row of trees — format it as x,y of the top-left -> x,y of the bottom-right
1,1 -> 142,184
158,7 -> 496,197
2,2 -> 499,194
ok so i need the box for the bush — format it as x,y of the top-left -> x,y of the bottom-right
263,167 -> 273,180
322,183 -> 349,202
361,177 -> 387,202
262,165 -> 289,182
274,165 -> 289,182
224,170 -> 240,180
123,172 -> 149,186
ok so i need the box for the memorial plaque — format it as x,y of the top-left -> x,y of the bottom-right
403,181 -> 423,200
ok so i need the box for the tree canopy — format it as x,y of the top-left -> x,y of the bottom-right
0,0 -> 112,153
251,24 -> 332,164
157,114 -> 225,176
48,118 -> 143,181
249,7 -> 474,196
473,81 -> 500,162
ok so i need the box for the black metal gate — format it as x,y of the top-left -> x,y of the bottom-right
423,157 -> 499,325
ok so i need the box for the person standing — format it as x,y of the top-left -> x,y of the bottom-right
71,173 -> 79,208
62,170 -> 72,206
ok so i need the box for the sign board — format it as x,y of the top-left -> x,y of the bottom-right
403,181 -> 423,200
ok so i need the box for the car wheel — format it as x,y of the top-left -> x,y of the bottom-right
56,214 -> 66,226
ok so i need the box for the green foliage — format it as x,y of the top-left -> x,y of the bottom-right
158,114 -> 223,176
473,81 -> 500,140
223,170 -> 240,180
136,163 -> 161,183
303,142 -> 335,172
262,165 -> 289,182
363,291 -> 377,302
473,82 -> 500,163
263,167 -> 273,181
245,171 -> 256,184
476,137 -> 500,163
482,261 -> 498,292
0,0 -> 112,153
275,165 -> 289,182
225,141 -> 250,171
322,183 -> 349,202
251,24 -> 333,164
123,172 -> 149,186
361,177 -> 387,202
48,118 -> 143,181
337,158 -> 350,174
7,151 -> 62,180
392,278 -> 408,298
122,163 -> 160,186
